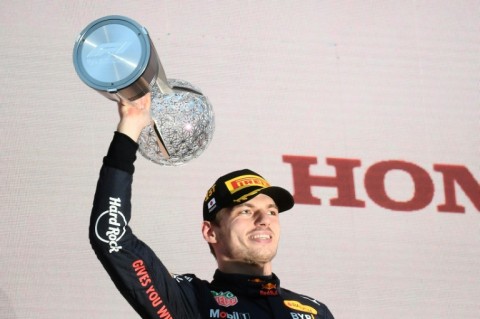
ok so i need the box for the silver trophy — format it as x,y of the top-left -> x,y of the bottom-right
73,15 -> 214,166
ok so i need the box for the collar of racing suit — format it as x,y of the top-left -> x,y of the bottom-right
211,269 -> 282,297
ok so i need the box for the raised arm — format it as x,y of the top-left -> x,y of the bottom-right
89,94 -> 199,319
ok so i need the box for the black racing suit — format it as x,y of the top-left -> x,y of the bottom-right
89,132 -> 335,319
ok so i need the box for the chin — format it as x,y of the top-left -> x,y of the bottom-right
247,251 -> 277,265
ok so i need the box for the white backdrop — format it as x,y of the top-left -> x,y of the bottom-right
1,1 -> 479,318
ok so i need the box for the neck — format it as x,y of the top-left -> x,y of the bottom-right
217,260 -> 273,276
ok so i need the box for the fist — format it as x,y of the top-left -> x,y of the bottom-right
116,93 -> 152,141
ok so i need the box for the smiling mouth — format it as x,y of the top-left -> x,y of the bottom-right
250,234 -> 272,240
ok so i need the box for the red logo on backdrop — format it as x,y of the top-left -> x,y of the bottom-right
282,155 -> 480,213
211,291 -> 238,307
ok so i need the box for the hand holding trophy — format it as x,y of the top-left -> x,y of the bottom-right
73,16 -> 214,166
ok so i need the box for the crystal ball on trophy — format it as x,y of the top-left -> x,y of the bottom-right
138,79 -> 215,166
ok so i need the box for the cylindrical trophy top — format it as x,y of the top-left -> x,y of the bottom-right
73,15 -> 158,101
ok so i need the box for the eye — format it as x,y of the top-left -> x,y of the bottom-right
268,210 -> 279,216
239,209 -> 252,215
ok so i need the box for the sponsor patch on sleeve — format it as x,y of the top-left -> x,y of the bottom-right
284,300 -> 318,315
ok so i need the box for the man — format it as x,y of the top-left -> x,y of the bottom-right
90,93 -> 334,318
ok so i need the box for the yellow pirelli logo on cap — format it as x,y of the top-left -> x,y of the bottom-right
283,300 -> 318,315
225,174 -> 270,194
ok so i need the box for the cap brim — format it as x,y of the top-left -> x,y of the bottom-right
259,186 -> 294,213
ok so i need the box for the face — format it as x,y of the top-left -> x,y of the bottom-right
211,193 -> 281,266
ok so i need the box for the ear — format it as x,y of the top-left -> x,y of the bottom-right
202,221 -> 218,244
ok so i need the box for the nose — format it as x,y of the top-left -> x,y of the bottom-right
254,210 -> 272,227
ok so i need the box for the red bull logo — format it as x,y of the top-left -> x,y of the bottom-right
260,283 -> 278,296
